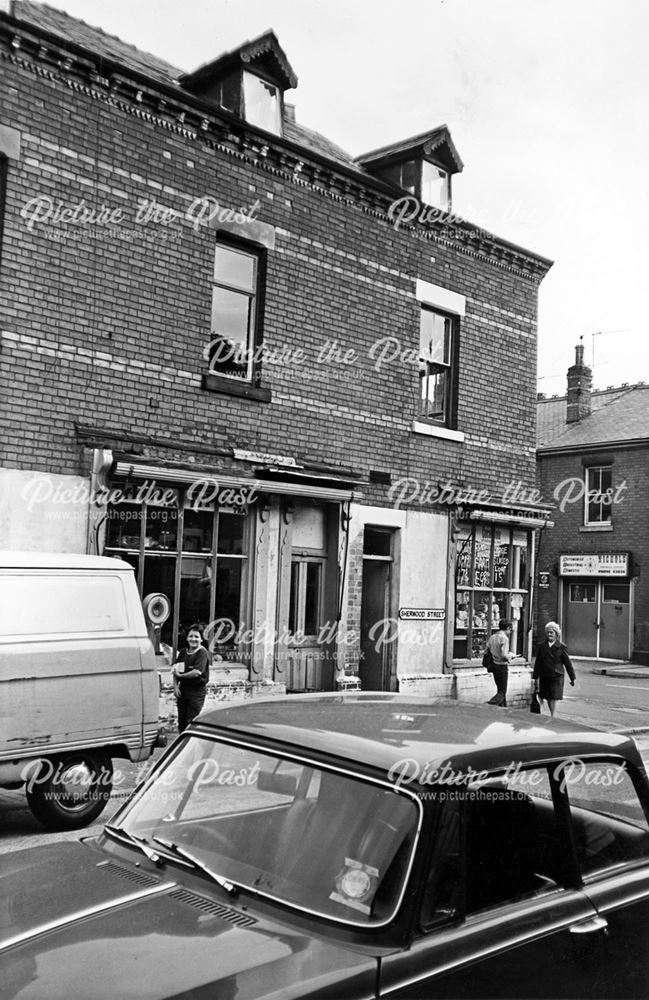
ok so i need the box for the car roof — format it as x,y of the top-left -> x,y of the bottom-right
196,693 -> 634,777
0,552 -> 135,571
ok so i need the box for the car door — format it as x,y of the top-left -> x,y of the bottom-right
559,756 -> 649,999
378,769 -> 614,999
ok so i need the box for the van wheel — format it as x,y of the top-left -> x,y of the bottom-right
25,752 -> 113,830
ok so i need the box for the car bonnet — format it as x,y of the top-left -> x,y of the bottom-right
1,841 -> 377,1000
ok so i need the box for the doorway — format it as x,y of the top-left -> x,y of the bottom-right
360,527 -> 397,690
563,579 -> 631,659
278,501 -> 337,692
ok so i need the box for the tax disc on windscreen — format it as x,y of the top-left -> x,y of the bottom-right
340,866 -> 372,899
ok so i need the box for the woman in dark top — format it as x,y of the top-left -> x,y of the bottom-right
173,626 -> 210,732
533,621 -> 575,717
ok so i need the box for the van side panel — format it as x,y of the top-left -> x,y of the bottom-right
0,570 -> 158,766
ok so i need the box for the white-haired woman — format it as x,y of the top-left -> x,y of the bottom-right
533,622 -> 575,716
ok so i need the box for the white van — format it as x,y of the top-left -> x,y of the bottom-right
0,553 -> 163,829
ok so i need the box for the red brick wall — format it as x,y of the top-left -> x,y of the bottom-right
1,43 -> 544,513
537,448 -> 649,658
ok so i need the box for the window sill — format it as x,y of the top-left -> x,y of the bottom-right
202,373 -> 272,402
411,420 -> 465,443
579,524 -> 613,533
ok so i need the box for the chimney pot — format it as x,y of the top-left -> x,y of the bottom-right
566,342 -> 592,423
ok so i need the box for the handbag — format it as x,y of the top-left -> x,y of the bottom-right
530,691 -> 541,714
482,648 -> 494,672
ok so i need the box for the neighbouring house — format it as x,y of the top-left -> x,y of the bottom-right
537,343 -> 649,662
0,1 -> 552,702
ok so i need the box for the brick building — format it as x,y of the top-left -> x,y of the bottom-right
0,2 -> 552,699
537,344 -> 649,662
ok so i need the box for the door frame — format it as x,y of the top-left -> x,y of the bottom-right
559,576 -> 633,660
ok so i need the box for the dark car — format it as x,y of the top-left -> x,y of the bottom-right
3,694 -> 649,999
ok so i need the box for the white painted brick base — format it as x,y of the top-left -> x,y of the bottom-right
397,667 -> 535,709
159,679 -> 286,732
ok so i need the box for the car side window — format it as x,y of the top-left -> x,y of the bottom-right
556,759 -> 649,876
420,799 -> 463,928
420,771 -> 569,927
462,771 -> 565,914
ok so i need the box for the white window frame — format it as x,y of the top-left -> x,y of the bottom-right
584,465 -> 613,526
412,281 -> 465,441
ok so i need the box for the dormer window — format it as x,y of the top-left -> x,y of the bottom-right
356,126 -> 462,215
384,159 -> 450,211
421,161 -> 449,211
242,71 -> 280,135
179,31 -> 297,140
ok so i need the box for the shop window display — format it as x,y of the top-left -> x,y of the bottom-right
454,524 -> 529,660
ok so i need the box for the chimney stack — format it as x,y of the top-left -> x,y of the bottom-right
566,340 -> 592,423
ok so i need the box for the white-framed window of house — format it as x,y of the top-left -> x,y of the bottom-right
242,71 -> 281,135
419,306 -> 455,424
413,280 -> 465,434
421,161 -> 450,211
585,466 -> 613,525
387,158 -> 450,211
206,240 -> 262,383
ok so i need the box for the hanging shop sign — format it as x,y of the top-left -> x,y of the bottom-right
559,553 -> 628,577
399,608 -> 446,621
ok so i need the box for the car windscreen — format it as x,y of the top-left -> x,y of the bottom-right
114,734 -> 421,926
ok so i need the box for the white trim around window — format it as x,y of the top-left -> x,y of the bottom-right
411,421 -> 465,442
415,279 -> 466,316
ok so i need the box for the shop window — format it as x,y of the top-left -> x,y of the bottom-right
419,307 -> 456,426
203,239 -> 267,397
585,466 -> 613,525
454,525 -> 529,660
104,496 -> 249,656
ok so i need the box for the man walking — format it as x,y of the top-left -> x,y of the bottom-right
487,619 -> 514,707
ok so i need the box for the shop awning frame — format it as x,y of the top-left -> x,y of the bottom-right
112,461 -> 361,504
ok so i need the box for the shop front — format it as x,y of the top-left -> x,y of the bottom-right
559,553 -> 632,659
450,505 -> 552,667
98,455 -> 358,691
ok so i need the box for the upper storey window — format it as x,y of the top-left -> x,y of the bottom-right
356,126 -> 462,215
389,159 -> 450,211
421,161 -> 450,211
179,31 -> 297,141
243,72 -> 281,134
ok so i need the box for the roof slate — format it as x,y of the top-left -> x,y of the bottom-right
14,0 -> 184,84
537,384 -> 649,450
11,1 -> 363,172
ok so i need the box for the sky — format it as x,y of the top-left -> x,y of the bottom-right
30,0 -> 649,397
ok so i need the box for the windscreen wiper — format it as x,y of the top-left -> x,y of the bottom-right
151,836 -> 238,896
104,824 -> 166,868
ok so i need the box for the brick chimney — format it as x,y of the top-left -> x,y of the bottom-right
566,341 -> 592,423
